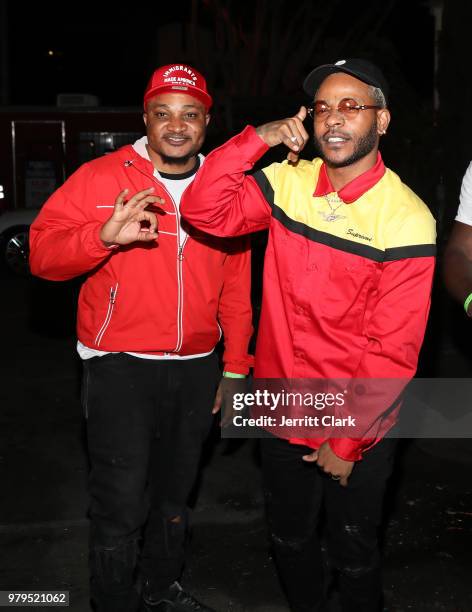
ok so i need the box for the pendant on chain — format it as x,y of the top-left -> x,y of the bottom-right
319,194 -> 346,222
318,211 -> 347,222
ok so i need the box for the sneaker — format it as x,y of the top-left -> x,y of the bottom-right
141,581 -> 216,611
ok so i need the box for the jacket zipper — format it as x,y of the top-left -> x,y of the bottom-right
175,234 -> 189,352
125,160 -> 187,352
95,283 -> 119,346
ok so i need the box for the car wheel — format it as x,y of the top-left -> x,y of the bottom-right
1,225 -> 30,276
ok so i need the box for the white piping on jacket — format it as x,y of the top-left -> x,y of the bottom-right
123,159 -> 187,353
95,283 -> 119,346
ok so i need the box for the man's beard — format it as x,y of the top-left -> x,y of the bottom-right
157,139 -> 202,168
313,119 -> 378,168
159,152 -> 195,167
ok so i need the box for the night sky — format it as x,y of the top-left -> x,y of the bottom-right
4,0 -> 434,108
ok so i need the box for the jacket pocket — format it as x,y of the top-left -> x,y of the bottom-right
95,283 -> 119,347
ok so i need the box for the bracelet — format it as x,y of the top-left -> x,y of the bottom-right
464,292 -> 472,315
223,371 -> 246,379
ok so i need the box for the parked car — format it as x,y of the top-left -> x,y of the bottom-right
0,104 -> 143,275
0,209 -> 37,275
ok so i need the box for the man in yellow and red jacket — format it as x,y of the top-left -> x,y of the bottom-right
30,65 -> 252,612
181,59 -> 435,611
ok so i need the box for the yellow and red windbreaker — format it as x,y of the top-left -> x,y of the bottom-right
181,126 -> 436,460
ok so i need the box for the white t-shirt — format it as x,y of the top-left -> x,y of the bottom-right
456,162 -> 472,226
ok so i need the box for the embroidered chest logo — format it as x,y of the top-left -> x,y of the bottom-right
346,228 -> 373,242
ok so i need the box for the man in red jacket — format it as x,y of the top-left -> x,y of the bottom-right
181,59 -> 435,611
30,64 -> 253,612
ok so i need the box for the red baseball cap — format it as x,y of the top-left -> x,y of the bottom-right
144,64 -> 213,110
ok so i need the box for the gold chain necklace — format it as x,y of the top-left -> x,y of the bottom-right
319,193 -> 346,222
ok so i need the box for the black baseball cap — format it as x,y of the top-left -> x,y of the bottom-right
303,58 -> 389,102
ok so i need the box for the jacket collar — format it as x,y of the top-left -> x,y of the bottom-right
313,152 -> 385,204
118,140 -> 155,175
123,136 -> 202,179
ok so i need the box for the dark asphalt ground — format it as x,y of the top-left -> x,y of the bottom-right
1,274 -> 471,611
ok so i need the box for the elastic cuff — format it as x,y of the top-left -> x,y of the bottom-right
328,438 -> 363,462
223,355 -> 254,375
93,225 -> 119,253
235,126 -> 271,165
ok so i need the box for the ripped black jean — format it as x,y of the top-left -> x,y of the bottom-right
261,436 -> 397,612
82,352 -> 219,612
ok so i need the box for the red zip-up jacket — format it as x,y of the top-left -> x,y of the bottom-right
181,126 -> 436,459
29,145 -> 253,374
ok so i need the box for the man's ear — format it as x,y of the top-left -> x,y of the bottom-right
143,112 -> 148,127
377,108 -> 390,135
205,113 -> 211,126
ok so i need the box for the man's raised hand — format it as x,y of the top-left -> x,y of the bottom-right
100,188 -> 163,247
256,106 -> 308,163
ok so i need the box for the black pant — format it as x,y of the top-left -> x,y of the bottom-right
261,436 -> 396,612
82,352 -> 219,612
